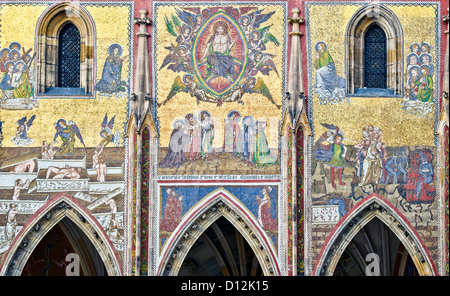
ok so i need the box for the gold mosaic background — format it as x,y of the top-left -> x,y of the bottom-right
154,4 -> 286,148
308,4 -> 437,147
0,4 -> 132,148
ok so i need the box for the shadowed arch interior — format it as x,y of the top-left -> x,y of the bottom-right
21,217 -> 107,276
178,216 -> 263,276
333,217 -> 419,276
158,192 -> 280,276
314,196 -> 436,276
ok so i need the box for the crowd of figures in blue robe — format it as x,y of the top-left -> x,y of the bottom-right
0,42 -> 35,105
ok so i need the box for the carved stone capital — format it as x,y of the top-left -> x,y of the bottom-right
134,17 -> 152,26
287,16 -> 304,25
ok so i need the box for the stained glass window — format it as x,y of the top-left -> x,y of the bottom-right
364,24 -> 387,89
58,23 -> 81,88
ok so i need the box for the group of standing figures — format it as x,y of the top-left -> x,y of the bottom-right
159,110 -> 215,169
313,123 -> 436,205
223,110 -> 277,167
405,42 -> 434,102
159,110 -> 278,169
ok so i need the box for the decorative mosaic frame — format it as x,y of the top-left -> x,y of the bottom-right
0,0 -> 134,275
151,1 -> 289,276
304,0 -> 443,275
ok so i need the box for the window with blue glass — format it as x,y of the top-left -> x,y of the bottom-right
364,24 -> 387,89
58,23 -> 81,88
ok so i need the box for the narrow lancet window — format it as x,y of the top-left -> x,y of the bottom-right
364,24 -> 387,89
58,23 -> 81,88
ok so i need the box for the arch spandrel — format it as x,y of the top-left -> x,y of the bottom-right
157,188 -> 280,276
0,193 -> 122,276
313,194 -> 437,276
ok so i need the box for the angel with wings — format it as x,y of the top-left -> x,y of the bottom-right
175,8 -> 204,36
53,119 -> 85,155
11,115 -> 36,146
159,74 -> 217,107
245,52 -> 279,77
99,113 -> 120,147
164,15 -> 194,50
222,77 -> 280,109
160,45 -> 193,74
239,9 -> 276,41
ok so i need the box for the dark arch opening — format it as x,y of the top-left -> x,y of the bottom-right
333,217 -> 419,276
178,217 -> 263,276
364,24 -> 387,89
21,217 -> 107,276
58,23 -> 81,88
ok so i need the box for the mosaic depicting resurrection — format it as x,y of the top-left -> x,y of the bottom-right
154,2 -> 286,176
0,2 -> 134,269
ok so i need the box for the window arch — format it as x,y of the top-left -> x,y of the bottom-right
35,2 -> 95,96
58,23 -> 81,88
345,4 -> 403,96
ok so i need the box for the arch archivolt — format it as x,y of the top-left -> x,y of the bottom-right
157,188 -> 280,276
314,194 -> 436,276
0,194 -> 122,276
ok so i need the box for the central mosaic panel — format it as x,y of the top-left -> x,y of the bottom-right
153,2 -> 287,176
152,2 -> 287,273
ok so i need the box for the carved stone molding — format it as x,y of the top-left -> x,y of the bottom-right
160,197 -> 278,276
2,198 -> 122,276
316,199 -> 435,276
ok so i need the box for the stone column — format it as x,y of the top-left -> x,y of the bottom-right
131,8 -> 152,276
286,7 -> 305,276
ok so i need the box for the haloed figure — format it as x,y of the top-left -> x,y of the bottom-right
256,186 -> 278,232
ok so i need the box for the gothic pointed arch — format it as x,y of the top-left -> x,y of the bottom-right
313,194 -> 436,276
345,3 -> 403,96
157,188 -> 280,276
35,1 -> 95,95
0,193 -> 122,276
